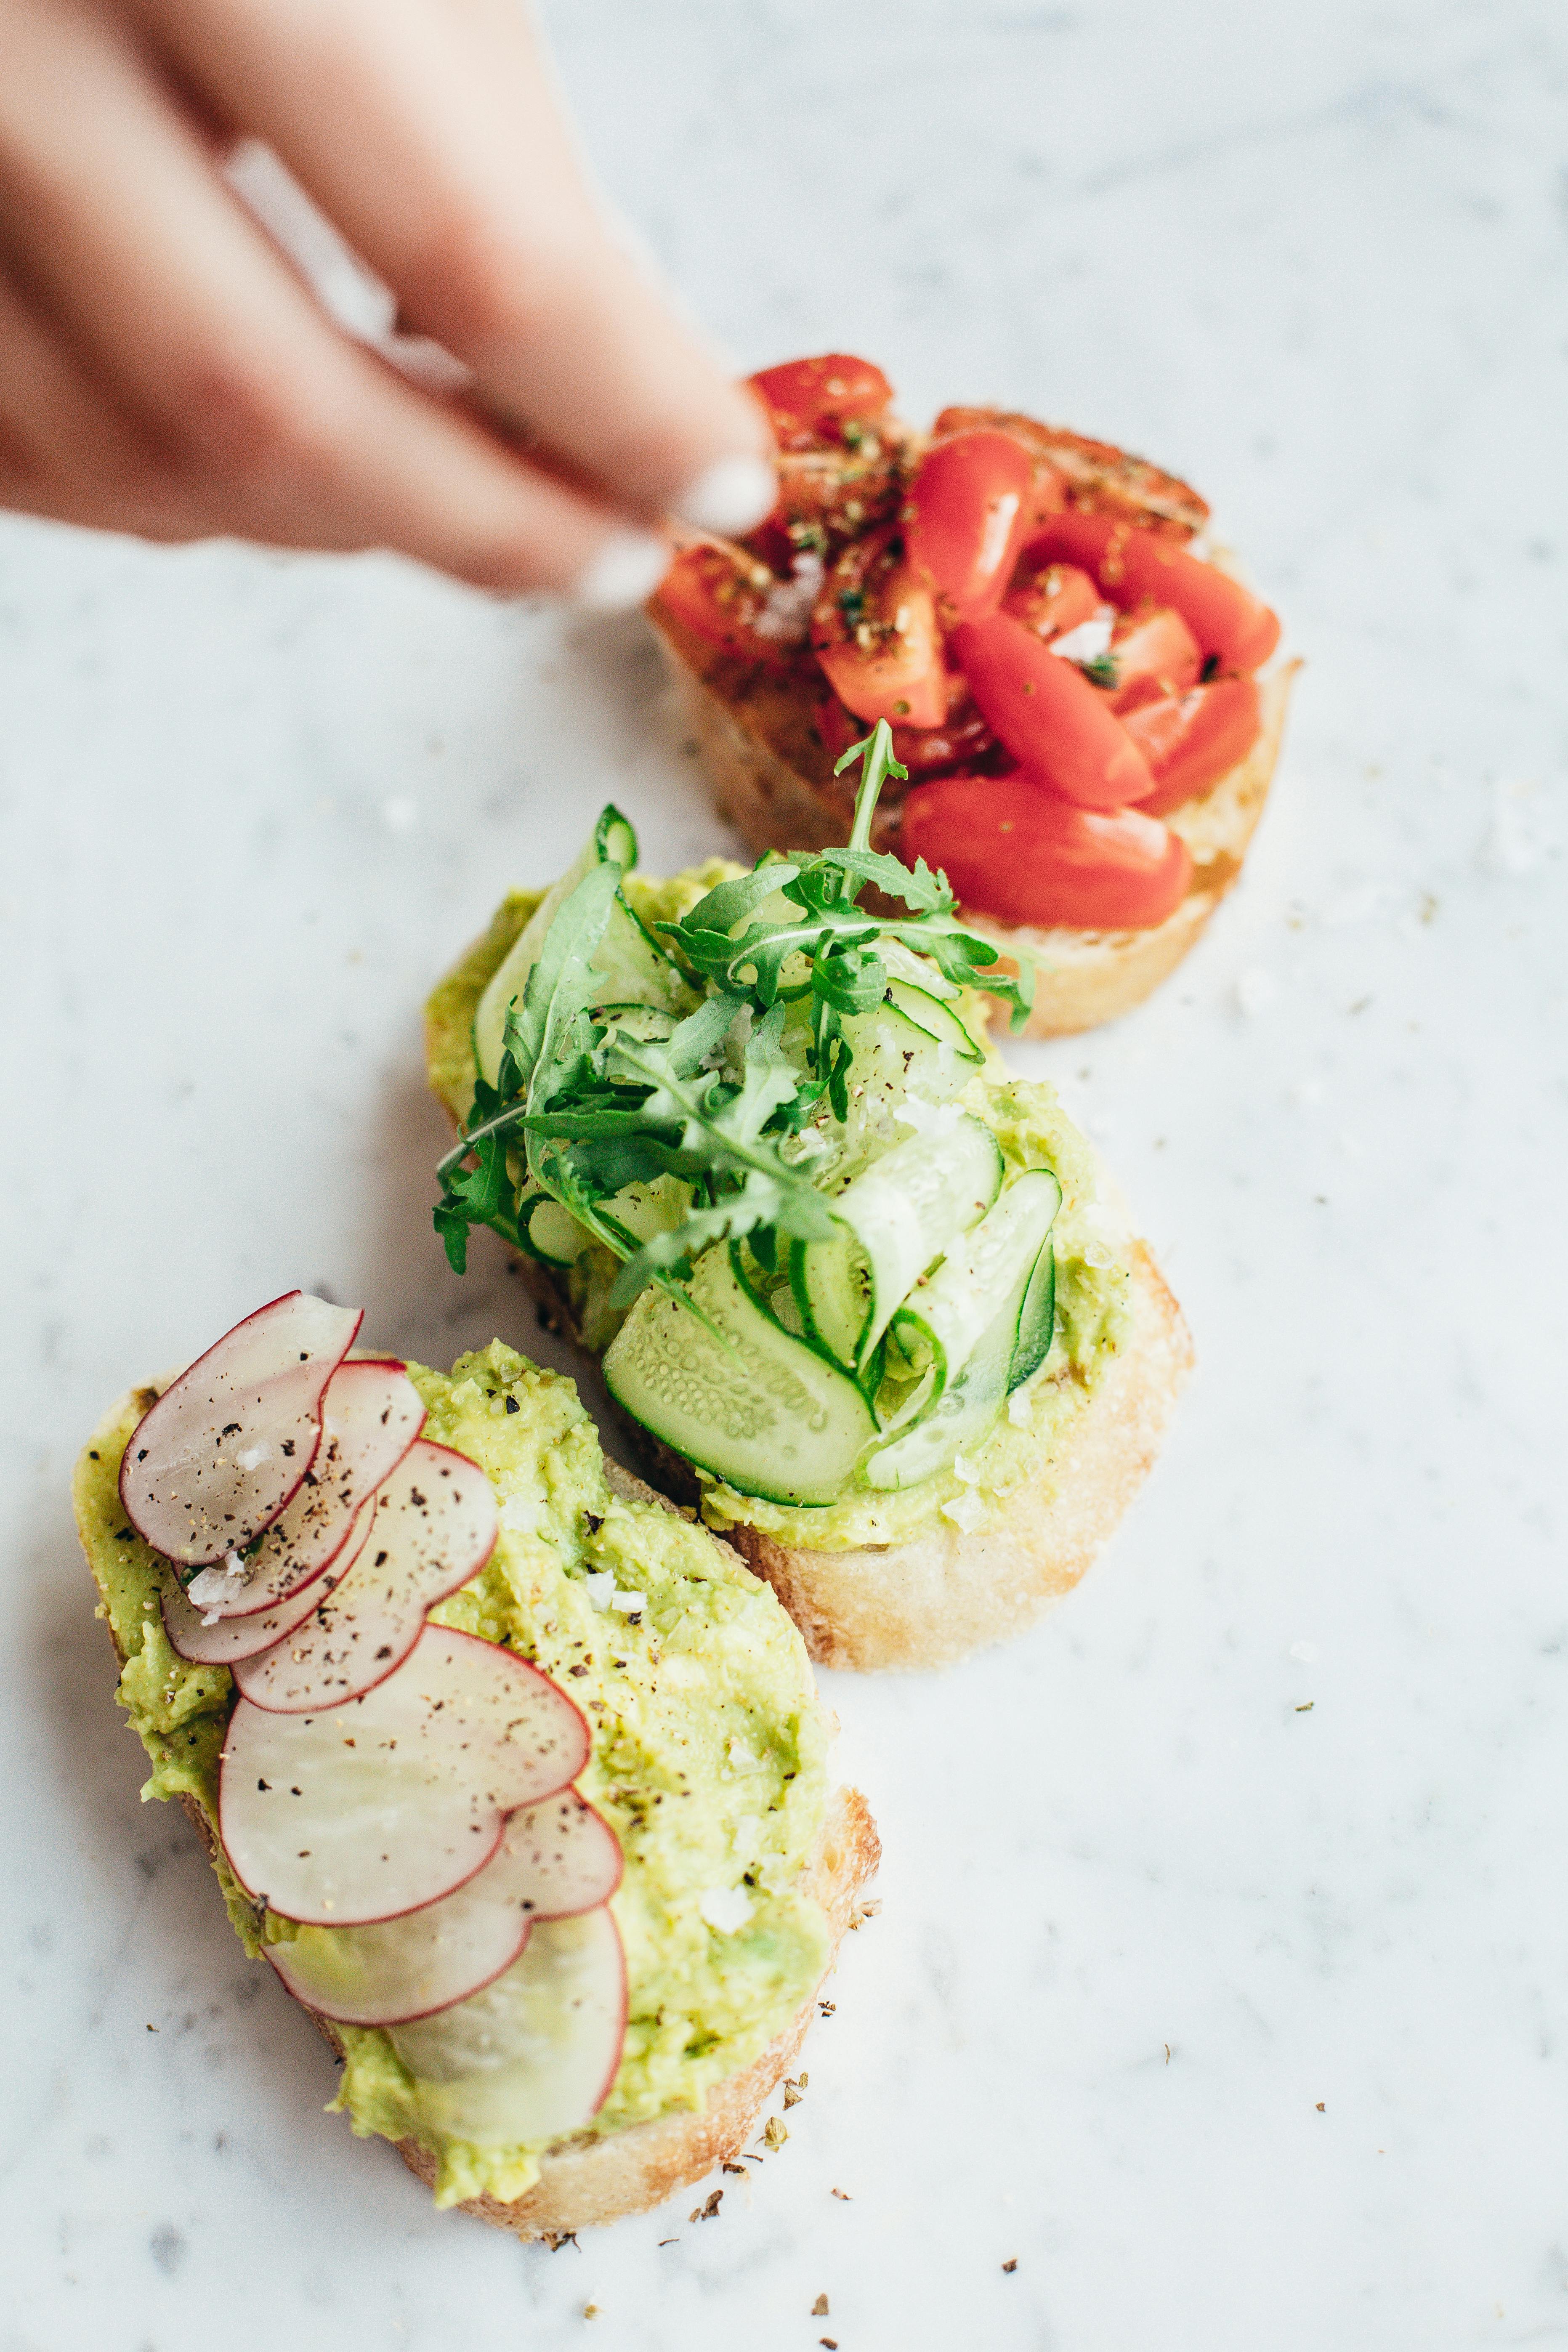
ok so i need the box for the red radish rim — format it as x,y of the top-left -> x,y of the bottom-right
215,1630 -> 591,1926
215,1725 -> 513,1924
207,1360 -> 426,1620
118,1291 -> 362,1566
517,1790 -> 625,1922
262,1913 -> 535,2030
228,1439 -> 500,1714
160,1491 -> 379,1665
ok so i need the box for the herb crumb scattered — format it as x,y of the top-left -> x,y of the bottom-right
831,2187 -> 852,2201
1316,2102 -> 1326,2113
763,2116 -> 789,2150
813,2293 -> 829,2315
1003,2258 -> 1018,2273
689,2190 -> 723,2222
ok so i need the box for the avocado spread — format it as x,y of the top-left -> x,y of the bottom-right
427,868 -> 1136,1548
74,1345 -> 831,2208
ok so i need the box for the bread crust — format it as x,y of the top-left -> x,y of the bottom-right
513,1243 -> 1192,1674
82,1405 -> 878,2239
656,636 -> 1299,1038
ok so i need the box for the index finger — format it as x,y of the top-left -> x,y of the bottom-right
138,0 -> 777,534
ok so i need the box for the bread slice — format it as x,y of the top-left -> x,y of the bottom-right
656,635 -> 1300,1039
79,1403 -> 878,2238
517,1242 -> 1192,1673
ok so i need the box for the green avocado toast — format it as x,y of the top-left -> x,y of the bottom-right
75,1328 -> 876,2235
426,728 -> 1193,1670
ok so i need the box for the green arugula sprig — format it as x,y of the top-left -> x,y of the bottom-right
433,720 -> 1033,1298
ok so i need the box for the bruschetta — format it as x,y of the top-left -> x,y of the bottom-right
647,355 -> 1298,1036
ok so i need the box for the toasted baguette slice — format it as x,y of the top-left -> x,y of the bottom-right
81,1407 -> 878,2238
656,638 -> 1300,1038
514,1244 -> 1192,1674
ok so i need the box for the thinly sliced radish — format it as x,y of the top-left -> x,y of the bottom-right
265,1791 -> 622,2027
231,1440 -> 498,1711
388,1907 -> 627,2146
184,1359 -> 426,1619
218,1626 -> 590,1926
120,1292 -> 362,1567
162,1493 -> 378,1666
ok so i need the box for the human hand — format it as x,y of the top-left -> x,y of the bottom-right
0,0 -> 775,601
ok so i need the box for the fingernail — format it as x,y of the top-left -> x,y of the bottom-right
672,453 -> 777,537
572,528 -> 672,612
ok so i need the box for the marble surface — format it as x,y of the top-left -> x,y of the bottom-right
3,2 -> 1566,2345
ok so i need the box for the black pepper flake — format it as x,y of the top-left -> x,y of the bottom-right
505,1395 -> 520,1414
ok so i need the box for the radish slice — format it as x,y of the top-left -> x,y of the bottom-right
162,1493 -> 378,1666
265,1791 -> 622,2027
120,1292 -> 363,1567
184,1360 -> 426,1620
388,1906 -> 627,2146
218,1626 -> 590,1926
230,1440 -> 498,1711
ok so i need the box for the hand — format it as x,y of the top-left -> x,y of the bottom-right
0,0 -> 776,601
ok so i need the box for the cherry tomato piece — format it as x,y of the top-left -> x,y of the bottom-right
901,774 -> 1191,931
1122,676 -> 1262,813
1003,560 -> 1100,642
950,610 -> 1153,808
649,541 -> 795,669
816,682 -> 1001,782
812,527 -> 946,728
1106,605 -> 1202,712
1023,512 -> 1281,671
905,431 -> 1034,618
748,354 -> 894,451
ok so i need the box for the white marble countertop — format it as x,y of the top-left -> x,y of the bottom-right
3,2 -> 1566,2345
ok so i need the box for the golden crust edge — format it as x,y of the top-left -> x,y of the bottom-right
76,1397 -> 879,2239
652,626 -> 1300,1037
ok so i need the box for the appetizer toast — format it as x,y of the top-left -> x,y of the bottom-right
649,356 -> 1298,1035
428,748 -> 1193,1671
76,1296 -> 877,2235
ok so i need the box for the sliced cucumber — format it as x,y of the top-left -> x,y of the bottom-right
864,1174 -> 1060,1492
792,1115 -> 1002,1372
521,1173 -> 688,1269
1010,1234 -> 1057,1391
520,1193 -> 590,1268
861,1300 -> 1015,1491
603,1244 -> 876,1507
892,1170 -> 1061,1400
883,978 -> 983,1065
473,811 -> 692,1085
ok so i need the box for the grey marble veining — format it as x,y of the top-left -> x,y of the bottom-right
2,3 -> 1565,2346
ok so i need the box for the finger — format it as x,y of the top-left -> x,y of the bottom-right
0,260 -> 188,537
136,0 -> 777,531
0,3 -> 671,596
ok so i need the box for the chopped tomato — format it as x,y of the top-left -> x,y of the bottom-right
1023,512 -> 1281,671
905,431 -> 1034,618
811,527 -> 945,728
1122,676 -> 1262,813
748,355 -> 894,451
649,541 -> 795,669
1003,560 -> 1100,642
771,446 -> 904,544
1105,605 -> 1203,712
816,680 -> 1001,782
901,774 -> 1191,931
949,610 -> 1153,808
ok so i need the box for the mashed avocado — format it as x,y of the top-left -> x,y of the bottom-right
427,866 -> 1136,1548
74,1345 -> 831,2208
